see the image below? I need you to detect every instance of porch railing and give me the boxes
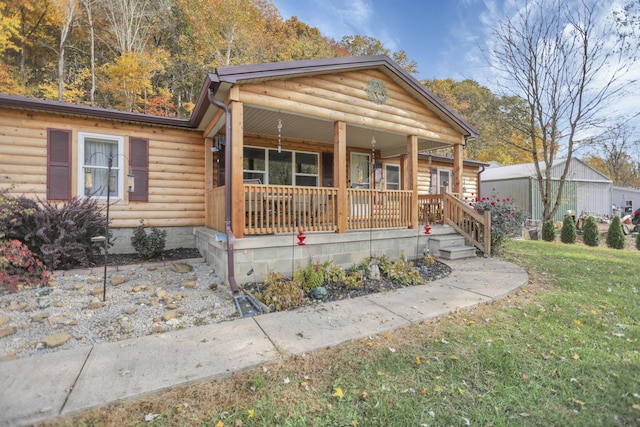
[347,188,412,230]
[205,187,226,231]
[443,193,491,255]
[244,184,338,234]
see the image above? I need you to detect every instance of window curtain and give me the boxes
[84,139,118,197]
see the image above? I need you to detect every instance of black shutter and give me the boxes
[129,137,149,201]
[47,128,71,200]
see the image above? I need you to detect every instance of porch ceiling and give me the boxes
[243,106,451,157]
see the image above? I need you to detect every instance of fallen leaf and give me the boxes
[572,353,580,360]
[215,421,224,427]
[247,409,254,419]
[415,355,422,365]
[333,387,344,399]
[632,404,640,411]
[434,385,444,393]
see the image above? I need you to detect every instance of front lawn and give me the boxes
[51,240,640,427]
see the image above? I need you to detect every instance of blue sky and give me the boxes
[272,0,640,134]
[272,0,500,82]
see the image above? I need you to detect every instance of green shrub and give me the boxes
[561,215,577,244]
[259,272,304,311]
[542,220,556,242]
[0,239,51,293]
[470,194,526,255]
[606,216,626,249]
[1,195,107,270]
[131,220,167,259]
[636,231,640,250]
[376,255,422,286]
[582,216,600,247]
[294,259,325,293]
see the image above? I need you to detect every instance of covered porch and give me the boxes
[192,56,489,283]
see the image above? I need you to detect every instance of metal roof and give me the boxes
[481,158,612,182]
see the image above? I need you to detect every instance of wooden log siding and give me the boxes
[239,70,462,145]
[0,108,205,229]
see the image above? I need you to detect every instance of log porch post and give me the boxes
[407,135,418,229]
[230,99,244,238]
[453,140,463,195]
[334,121,347,233]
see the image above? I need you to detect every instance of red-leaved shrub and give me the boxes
[0,239,51,293]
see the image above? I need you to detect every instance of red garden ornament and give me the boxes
[424,223,431,235]
[297,229,306,245]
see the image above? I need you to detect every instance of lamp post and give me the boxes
[84,152,134,301]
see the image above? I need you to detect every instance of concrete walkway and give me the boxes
[0,257,528,427]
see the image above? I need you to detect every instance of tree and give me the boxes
[561,215,577,244]
[542,219,556,241]
[53,0,78,101]
[489,0,634,222]
[339,34,418,74]
[422,78,533,164]
[606,216,626,249]
[582,215,600,246]
[584,124,640,187]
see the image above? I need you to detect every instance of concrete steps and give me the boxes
[426,229,477,260]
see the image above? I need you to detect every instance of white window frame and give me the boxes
[384,163,401,190]
[438,168,452,194]
[77,132,125,199]
[243,146,319,186]
[350,152,370,188]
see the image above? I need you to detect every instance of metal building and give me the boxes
[612,186,640,217]
[480,158,613,222]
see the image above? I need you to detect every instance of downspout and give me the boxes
[208,87,240,294]
[477,165,486,199]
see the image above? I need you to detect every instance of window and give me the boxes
[438,169,452,194]
[243,147,319,186]
[385,164,401,190]
[78,132,125,199]
[350,152,370,188]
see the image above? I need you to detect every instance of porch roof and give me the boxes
[192,55,479,149]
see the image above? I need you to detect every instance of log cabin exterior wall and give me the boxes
[239,70,463,145]
[0,107,205,229]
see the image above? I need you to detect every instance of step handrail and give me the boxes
[443,193,491,255]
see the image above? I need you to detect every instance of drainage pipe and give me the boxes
[208,87,240,294]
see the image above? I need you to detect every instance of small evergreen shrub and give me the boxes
[582,216,600,247]
[376,255,422,286]
[1,195,108,270]
[561,215,577,244]
[606,216,626,249]
[131,220,167,259]
[0,239,51,293]
[636,231,640,251]
[542,220,556,242]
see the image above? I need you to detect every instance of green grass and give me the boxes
[62,240,640,427]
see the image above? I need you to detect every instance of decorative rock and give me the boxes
[209,283,218,291]
[87,301,103,309]
[170,262,193,274]
[9,301,28,311]
[0,315,10,328]
[36,287,54,296]
[162,311,177,321]
[125,306,137,315]
[42,332,72,348]
[181,280,198,289]
[91,288,103,297]
[155,289,167,298]
[72,285,84,291]
[62,319,78,326]
[149,299,158,307]
[132,285,146,292]
[31,313,50,323]
[368,263,381,280]
[166,303,178,310]
[110,276,127,286]
[0,327,17,338]
[152,326,165,334]
[37,297,51,309]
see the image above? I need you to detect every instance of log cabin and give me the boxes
[0,55,490,285]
